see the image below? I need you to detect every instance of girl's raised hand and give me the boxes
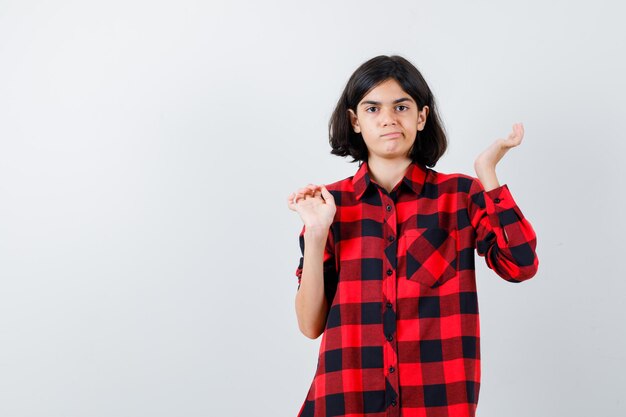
[287,184,336,232]
[474,122,524,172]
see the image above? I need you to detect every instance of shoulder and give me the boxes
[427,167,477,193]
[320,176,355,211]
[323,176,353,192]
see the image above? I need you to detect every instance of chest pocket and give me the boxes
[402,228,458,288]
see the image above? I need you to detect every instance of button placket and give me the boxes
[382,193,400,415]
[379,189,400,417]
[383,197,396,342]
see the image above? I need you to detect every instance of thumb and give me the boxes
[320,185,334,204]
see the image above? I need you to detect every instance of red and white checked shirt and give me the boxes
[293,160,539,417]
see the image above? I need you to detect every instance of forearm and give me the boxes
[475,164,500,192]
[295,228,331,339]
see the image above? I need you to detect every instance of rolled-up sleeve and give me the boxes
[467,179,539,282]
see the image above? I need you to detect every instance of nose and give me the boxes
[380,106,397,126]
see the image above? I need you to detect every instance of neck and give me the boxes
[366,156,412,194]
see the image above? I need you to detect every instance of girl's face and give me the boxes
[348,78,428,162]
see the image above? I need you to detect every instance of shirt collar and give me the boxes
[352,159,428,201]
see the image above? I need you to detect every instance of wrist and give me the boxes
[304,225,330,241]
[474,164,500,192]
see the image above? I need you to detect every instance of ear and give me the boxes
[418,105,429,131]
[347,109,361,133]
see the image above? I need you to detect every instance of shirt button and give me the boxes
[388,235,394,242]
[494,198,501,203]
[386,205,392,211]
[386,269,393,276]
[389,366,395,373]
[391,399,397,406]
[386,334,393,341]
[386,302,393,309]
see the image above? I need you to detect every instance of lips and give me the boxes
[382,132,402,137]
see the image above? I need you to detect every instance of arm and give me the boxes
[467,178,539,282]
[294,224,337,339]
[469,122,539,281]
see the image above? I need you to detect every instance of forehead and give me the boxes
[359,78,414,105]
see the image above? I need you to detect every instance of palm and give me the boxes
[475,123,524,169]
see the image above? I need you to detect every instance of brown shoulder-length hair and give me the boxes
[329,55,448,168]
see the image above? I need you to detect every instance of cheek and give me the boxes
[361,136,375,148]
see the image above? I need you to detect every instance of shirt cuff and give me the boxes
[483,184,525,244]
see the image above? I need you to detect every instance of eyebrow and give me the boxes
[360,97,414,107]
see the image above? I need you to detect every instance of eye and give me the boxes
[365,105,409,113]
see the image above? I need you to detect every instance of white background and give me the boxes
[1,1,625,416]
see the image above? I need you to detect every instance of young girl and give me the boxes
[286,55,539,417]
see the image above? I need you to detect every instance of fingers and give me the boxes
[304,184,321,195]
[504,123,523,148]
[291,189,314,206]
[296,185,319,196]
[294,190,315,203]
[513,122,524,138]
[298,184,322,198]
[287,184,325,209]
[511,123,523,144]
[287,193,297,211]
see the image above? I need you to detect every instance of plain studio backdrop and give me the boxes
[0,1,624,416]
